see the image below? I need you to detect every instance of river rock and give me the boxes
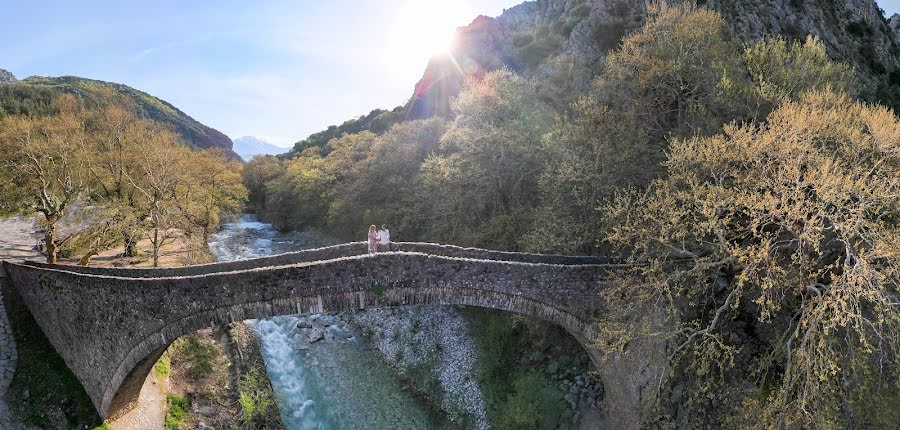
[307,327,325,343]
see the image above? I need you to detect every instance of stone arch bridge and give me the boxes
[2,242,651,421]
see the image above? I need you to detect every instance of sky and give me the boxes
[0,0,521,147]
[2,0,899,147]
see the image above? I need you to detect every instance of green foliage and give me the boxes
[164,394,190,430]
[248,118,445,237]
[237,367,279,428]
[232,3,899,428]
[171,334,218,381]
[496,372,567,430]
[155,353,172,384]
[0,84,55,118]
[288,107,406,154]
[529,4,858,254]
[92,423,111,430]
[875,69,900,112]
[520,38,561,69]
[742,35,857,118]
[464,308,588,429]
[422,70,553,249]
[512,33,534,48]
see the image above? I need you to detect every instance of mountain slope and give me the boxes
[0,73,234,153]
[289,0,899,155]
[233,136,287,161]
[408,0,900,117]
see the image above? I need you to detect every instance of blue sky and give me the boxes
[2,1,899,146]
[0,0,521,146]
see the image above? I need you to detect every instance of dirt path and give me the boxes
[108,374,166,430]
[0,217,42,261]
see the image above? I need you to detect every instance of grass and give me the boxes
[170,334,217,381]
[154,353,172,385]
[164,394,190,430]
[2,284,101,427]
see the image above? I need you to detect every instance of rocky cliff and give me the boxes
[0,68,15,83]
[891,13,900,43]
[409,0,900,117]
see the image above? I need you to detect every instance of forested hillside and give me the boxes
[283,0,900,159]
[247,3,899,428]
[0,71,235,153]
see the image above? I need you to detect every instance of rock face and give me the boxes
[0,69,15,83]
[891,13,900,44]
[409,0,900,117]
[706,0,899,89]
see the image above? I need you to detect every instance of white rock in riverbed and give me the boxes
[351,306,489,430]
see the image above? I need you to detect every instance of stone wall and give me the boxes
[3,249,616,419]
[19,242,611,277]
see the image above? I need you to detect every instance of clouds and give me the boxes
[128,40,199,63]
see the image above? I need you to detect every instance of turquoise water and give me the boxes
[209,216,447,429]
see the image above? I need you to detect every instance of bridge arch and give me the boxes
[106,289,601,418]
[3,244,614,418]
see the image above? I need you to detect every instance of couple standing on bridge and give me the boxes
[367,224,392,253]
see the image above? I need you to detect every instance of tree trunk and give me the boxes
[78,253,94,266]
[79,238,100,266]
[152,227,160,267]
[45,222,57,264]
[124,231,138,257]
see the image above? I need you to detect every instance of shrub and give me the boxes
[497,372,567,430]
[238,367,277,427]
[164,395,189,430]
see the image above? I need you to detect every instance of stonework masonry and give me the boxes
[2,242,649,423]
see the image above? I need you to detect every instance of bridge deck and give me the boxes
[17,242,612,277]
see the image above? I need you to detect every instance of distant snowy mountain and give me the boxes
[233,136,287,161]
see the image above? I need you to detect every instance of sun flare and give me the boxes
[387,1,473,73]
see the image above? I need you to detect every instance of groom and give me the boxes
[377,224,391,252]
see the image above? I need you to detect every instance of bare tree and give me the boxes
[0,95,90,263]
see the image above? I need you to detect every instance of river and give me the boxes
[208,216,450,430]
